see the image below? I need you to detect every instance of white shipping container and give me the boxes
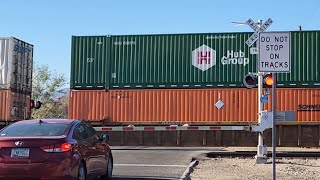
[0,37,33,94]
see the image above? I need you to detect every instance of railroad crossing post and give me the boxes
[256,77,268,163]
[256,20,268,164]
[239,18,273,164]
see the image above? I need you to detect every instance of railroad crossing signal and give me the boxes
[243,73,274,89]
[263,74,273,88]
[30,100,42,109]
[243,73,258,89]
[245,18,273,47]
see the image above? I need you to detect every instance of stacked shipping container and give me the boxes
[69,31,320,125]
[0,37,33,121]
[69,89,320,124]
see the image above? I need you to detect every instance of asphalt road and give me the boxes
[110,147,220,180]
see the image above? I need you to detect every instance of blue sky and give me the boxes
[1,0,320,87]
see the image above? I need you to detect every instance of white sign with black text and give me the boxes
[250,47,258,54]
[259,32,291,72]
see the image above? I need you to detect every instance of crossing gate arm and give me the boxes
[94,125,250,132]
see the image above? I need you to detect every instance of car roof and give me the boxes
[13,119,79,125]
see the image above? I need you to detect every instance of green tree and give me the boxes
[31,64,68,119]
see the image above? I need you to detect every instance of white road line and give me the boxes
[114,164,187,168]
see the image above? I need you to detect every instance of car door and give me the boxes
[83,123,108,175]
[72,123,97,175]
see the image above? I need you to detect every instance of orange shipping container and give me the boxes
[68,88,320,125]
[265,88,320,123]
[68,90,111,121]
[0,90,31,121]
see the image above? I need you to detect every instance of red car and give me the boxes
[0,119,113,180]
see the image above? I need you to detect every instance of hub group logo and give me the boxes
[192,45,250,71]
[192,45,216,71]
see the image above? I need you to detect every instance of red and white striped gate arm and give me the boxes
[94,125,247,131]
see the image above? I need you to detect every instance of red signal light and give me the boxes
[30,100,35,108]
[263,74,273,88]
[30,100,42,109]
[265,76,273,86]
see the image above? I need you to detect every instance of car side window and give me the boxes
[73,124,88,140]
[82,122,101,142]
[84,123,96,137]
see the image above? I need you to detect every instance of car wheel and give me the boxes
[78,162,87,180]
[101,154,113,180]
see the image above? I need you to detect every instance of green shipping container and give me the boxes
[70,36,110,89]
[70,31,320,89]
[110,32,255,89]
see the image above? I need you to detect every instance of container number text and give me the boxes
[87,58,94,63]
[114,41,136,46]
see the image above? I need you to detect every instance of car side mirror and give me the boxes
[101,134,110,142]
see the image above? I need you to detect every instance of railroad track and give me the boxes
[206,151,320,158]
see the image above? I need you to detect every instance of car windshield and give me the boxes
[0,123,70,137]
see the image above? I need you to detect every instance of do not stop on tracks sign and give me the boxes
[259,32,291,72]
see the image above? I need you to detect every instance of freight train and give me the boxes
[69,30,320,125]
